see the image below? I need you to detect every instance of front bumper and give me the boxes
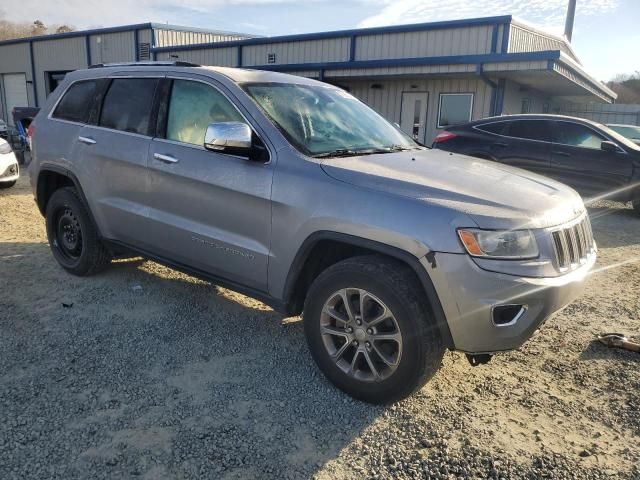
[0,155,19,182]
[423,251,595,353]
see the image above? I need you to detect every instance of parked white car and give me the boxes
[0,138,19,189]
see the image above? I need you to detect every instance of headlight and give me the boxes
[0,142,11,154]
[458,229,539,259]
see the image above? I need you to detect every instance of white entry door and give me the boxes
[400,92,429,143]
[2,73,29,126]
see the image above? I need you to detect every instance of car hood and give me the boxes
[320,149,585,230]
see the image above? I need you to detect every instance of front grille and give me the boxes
[551,216,594,270]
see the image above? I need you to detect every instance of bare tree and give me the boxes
[0,16,75,41]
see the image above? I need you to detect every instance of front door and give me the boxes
[400,92,428,143]
[549,120,633,200]
[146,77,274,291]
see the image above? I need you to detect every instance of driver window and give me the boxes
[554,122,605,150]
[166,79,244,146]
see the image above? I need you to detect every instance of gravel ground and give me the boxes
[1,175,639,480]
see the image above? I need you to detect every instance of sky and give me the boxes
[2,0,638,81]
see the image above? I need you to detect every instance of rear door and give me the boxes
[146,76,274,291]
[76,76,159,247]
[486,119,552,174]
[549,120,633,199]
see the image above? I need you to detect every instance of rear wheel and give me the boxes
[304,255,445,404]
[45,187,111,275]
[633,199,640,216]
[0,180,16,189]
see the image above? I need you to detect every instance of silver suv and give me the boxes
[29,63,596,403]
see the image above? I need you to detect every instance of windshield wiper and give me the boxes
[313,145,421,158]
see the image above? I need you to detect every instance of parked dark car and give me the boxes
[607,123,640,146]
[433,114,640,214]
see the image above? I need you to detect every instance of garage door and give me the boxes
[2,73,29,126]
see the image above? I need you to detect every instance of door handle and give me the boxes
[78,136,96,145]
[553,151,571,157]
[153,153,179,164]
[492,142,508,148]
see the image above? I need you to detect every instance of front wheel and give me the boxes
[303,255,445,404]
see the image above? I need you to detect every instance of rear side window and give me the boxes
[52,80,97,123]
[99,78,158,135]
[506,120,551,142]
[166,79,244,146]
[553,122,605,150]
[476,121,508,135]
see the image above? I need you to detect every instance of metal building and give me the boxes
[0,15,616,143]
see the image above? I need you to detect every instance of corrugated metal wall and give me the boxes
[355,25,494,60]
[242,38,350,66]
[508,24,577,61]
[156,46,238,66]
[89,31,135,64]
[33,37,87,104]
[557,103,640,126]
[500,79,550,115]
[341,77,493,143]
[153,29,248,48]
[0,43,34,120]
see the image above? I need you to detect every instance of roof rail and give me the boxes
[89,61,200,69]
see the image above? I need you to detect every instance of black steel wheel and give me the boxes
[45,187,111,276]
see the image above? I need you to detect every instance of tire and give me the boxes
[303,255,445,404]
[45,187,111,276]
[0,180,16,189]
[633,199,640,216]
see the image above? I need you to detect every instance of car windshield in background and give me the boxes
[607,124,640,144]
[598,123,640,151]
[243,83,420,157]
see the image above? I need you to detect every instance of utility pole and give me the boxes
[564,0,577,42]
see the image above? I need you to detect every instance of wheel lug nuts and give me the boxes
[345,327,353,333]
[366,328,373,335]
[352,340,359,346]
[365,341,371,350]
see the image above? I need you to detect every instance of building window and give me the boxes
[46,71,72,96]
[437,93,473,128]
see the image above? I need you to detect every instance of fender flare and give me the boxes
[283,231,454,348]
[36,164,102,236]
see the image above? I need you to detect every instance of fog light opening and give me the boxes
[492,304,527,327]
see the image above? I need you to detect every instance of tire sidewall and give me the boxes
[304,265,441,403]
[46,188,92,274]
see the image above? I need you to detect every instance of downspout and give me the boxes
[476,64,499,116]
[29,41,38,107]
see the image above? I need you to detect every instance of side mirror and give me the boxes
[601,140,621,153]
[204,122,252,156]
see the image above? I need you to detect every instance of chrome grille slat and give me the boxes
[551,216,594,271]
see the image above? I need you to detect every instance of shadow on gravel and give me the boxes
[579,340,640,363]
[1,242,382,479]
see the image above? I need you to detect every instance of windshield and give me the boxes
[243,82,420,157]
[597,123,640,151]
[608,124,640,142]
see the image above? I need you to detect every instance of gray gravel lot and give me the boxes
[1,176,639,479]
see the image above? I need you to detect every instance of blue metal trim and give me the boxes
[237,45,243,67]
[28,41,38,107]
[547,59,555,70]
[0,23,155,47]
[151,15,513,53]
[349,35,357,61]
[490,24,499,53]
[85,35,92,66]
[134,29,139,61]
[151,29,157,61]
[495,78,506,115]
[246,51,562,73]
[501,23,510,53]
[319,69,325,81]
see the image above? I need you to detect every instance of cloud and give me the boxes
[358,0,619,32]
[0,0,307,29]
